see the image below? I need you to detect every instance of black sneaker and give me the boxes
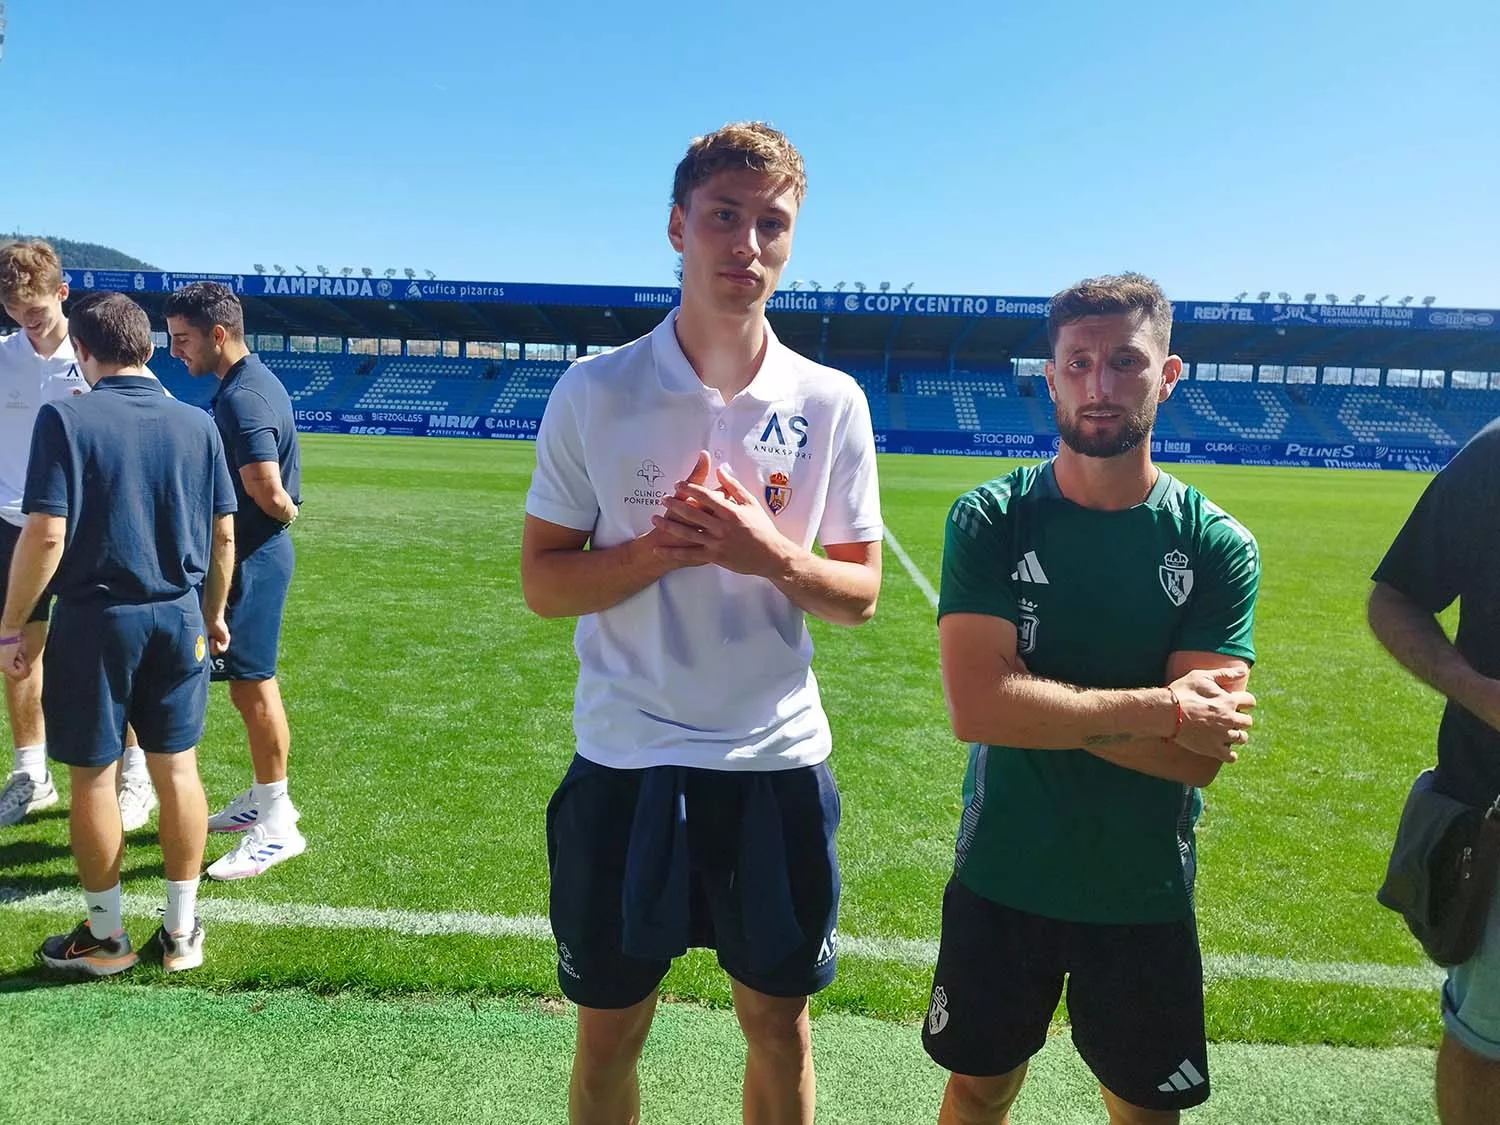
[146,919,205,973]
[38,919,138,976]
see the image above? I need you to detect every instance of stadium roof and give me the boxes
[9,267,1499,371]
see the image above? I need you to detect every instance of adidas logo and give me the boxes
[1009,550,1049,584]
[1156,1058,1206,1094]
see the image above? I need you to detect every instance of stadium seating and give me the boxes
[146,351,1500,451]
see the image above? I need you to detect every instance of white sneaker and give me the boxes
[0,771,59,827]
[206,788,260,833]
[117,775,158,832]
[206,820,307,881]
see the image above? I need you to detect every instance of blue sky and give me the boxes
[4,0,1496,306]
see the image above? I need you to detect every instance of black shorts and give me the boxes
[0,520,52,624]
[922,878,1210,1113]
[212,532,293,682]
[546,754,841,1009]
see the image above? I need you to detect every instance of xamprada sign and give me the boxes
[56,269,1500,331]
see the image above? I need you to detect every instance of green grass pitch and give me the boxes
[0,436,1455,1121]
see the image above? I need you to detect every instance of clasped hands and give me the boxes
[649,450,790,576]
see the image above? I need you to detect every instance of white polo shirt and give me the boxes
[0,330,89,527]
[526,310,883,771]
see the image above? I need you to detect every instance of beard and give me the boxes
[1055,400,1157,458]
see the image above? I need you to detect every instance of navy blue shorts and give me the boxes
[212,531,293,682]
[0,520,52,624]
[546,755,842,1009]
[43,590,210,767]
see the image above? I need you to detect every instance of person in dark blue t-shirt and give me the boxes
[165,281,306,881]
[0,292,236,975]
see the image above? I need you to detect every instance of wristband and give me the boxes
[0,634,21,646]
[1166,687,1184,741]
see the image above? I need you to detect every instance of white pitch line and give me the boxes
[883,526,939,609]
[0,885,1442,991]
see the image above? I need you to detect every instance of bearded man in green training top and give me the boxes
[922,273,1261,1125]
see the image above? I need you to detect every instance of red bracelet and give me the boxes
[1167,687,1184,741]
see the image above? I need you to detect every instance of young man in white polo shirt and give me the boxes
[0,240,157,831]
[522,122,883,1125]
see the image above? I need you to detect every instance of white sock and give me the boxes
[84,884,123,939]
[164,878,199,936]
[252,779,292,830]
[15,744,46,782]
[121,745,149,783]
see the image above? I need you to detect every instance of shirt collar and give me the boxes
[648,309,796,403]
[94,374,165,394]
[1038,460,1176,509]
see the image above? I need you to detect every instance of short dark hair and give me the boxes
[68,293,153,368]
[1047,273,1173,356]
[163,280,244,338]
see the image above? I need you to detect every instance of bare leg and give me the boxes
[936,1065,1028,1125]
[569,995,658,1125]
[228,677,290,784]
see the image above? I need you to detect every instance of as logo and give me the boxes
[1160,549,1194,607]
[759,413,809,449]
[1017,598,1039,655]
[637,459,663,487]
[927,985,950,1035]
[764,471,792,515]
[815,927,837,965]
[194,635,206,662]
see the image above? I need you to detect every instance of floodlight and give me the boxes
[789,280,802,291]
[1257,291,1271,302]
[404,268,415,279]
[1375,295,1389,305]
[1421,296,1436,306]
[425,270,436,280]
[1399,296,1413,306]
[316,265,329,275]
[1234,291,1248,301]
[902,283,914,293]
[1325,293,1338,304]
[809,281,821,291]
[253,263,265,273]
[833,282,846,291]
[1277,292,1290,303]
[1352,294,1365,305]
[384,268,396,279]
[296,265,307,275]
[854,282,866,293]
[361,267,373,278]
[879,281,890,293]
[1303,292,1317,304]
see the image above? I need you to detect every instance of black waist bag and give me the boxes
[1377,769,1500,967]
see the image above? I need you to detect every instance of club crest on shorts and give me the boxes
[1159,549,1194,607]
[764,470,792,516]
[927,985,950,1035]
[194,635,206,662]
[1017,598,1039,655]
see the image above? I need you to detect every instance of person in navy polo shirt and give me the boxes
[165,281,305,881]
[522,123,883,1125]
[1,292,236,975]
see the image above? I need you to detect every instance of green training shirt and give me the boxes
[940,460,1259,924]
